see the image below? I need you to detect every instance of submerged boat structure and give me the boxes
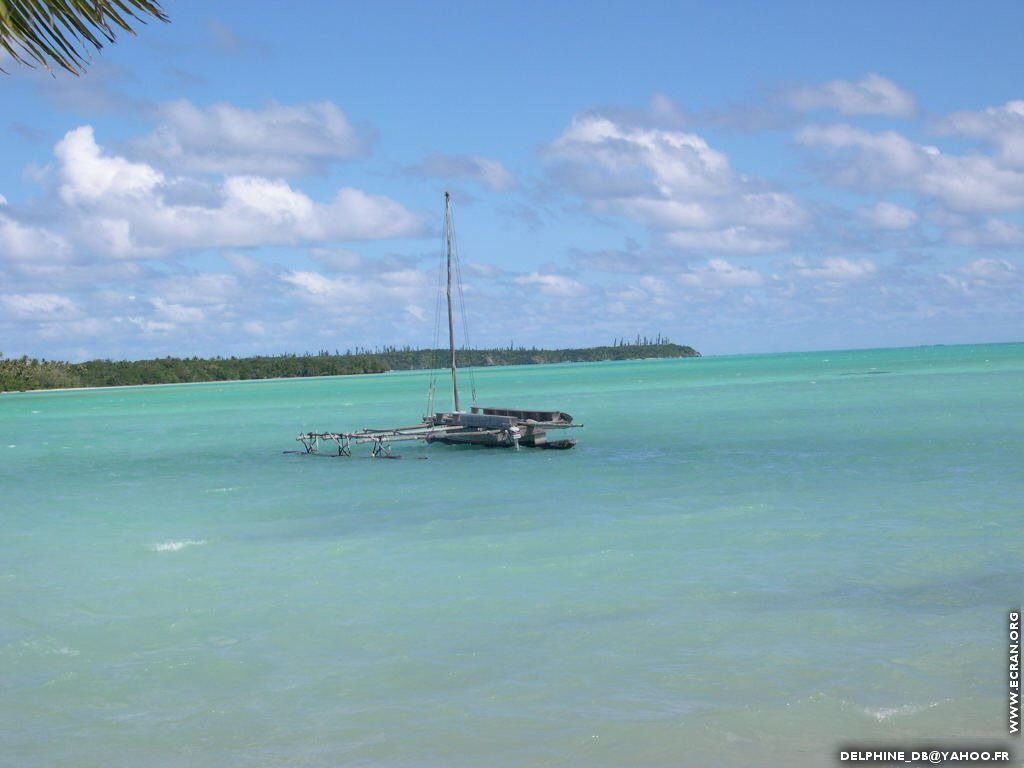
[297,192,581,458]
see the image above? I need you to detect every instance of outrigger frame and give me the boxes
[297,422,520,458]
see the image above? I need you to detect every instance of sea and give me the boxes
[2,343,1022,768]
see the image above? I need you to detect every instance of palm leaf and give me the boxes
[0,0,168,75]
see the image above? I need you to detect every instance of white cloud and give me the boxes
[404,304,428,322]
[514,272,587,297]
[221,251,276,279]
[940,258,1022,293]
[676,259,763,288]
[225,176,315,221]
[547,112,806,254]
[551,115,732,198]
[788,256,878,282]
[1,293,77,319]
[949,217,1024,247]
[786,73,917,118]
[959,258,1020,282]
[52,125,424,257]
[131,100,369,176]
[153,273,239,306]
[151,298,206,324]
[938,100,1024,168]
[0,213,72,261]
[858,202,918,230]
[411,153,517,191]
[56,126,163,205]
[797,123,1024,213]
[281,268,429,305]
[666,227,787,254]
[462,262,507,279]
[125,316,175,334]
[797,124,932,183]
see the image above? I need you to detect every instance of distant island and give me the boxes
[0,338,699,392]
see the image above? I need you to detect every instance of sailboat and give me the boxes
[296,192,580,458]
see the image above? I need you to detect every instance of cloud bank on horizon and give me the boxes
[1,4,1022,360]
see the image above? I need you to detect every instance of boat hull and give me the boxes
[424,425,576,449]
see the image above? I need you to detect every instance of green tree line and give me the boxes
[1,341,699,392]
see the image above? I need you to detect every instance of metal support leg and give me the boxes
[371,438,393,458]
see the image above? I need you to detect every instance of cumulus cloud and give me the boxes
[958,257,1020,282]
[857,202,918,230]
[53,126,423,257]
[57,126,164,206]
[787,256,878,282]
[150,298,206,324]
[937,100,1024,168]
[949,218,1024,247]
[410,153,517,191]
[940,258,1022,293]
[0,212,72,261]
[131,100,368,176]
[797,123,1024,213]
[676,258,763,288]
[666,227,788,254]
[1,293,77,319]
[513,272,587,297]
[547,112,806,254]
[282,267,430,305]
[785,73,917,118]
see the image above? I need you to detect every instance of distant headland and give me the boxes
[0,338,699,392]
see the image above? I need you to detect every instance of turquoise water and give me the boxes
[2,344,1022,767]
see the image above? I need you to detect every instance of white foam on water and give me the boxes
[152,539,207,553]
[863,700,946,722]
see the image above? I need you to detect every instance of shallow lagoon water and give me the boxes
[2,344,1022,766]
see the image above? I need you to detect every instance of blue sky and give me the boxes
[1,0,1022,360]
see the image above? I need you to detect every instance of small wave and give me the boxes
[152,539,207,553]
[863,700,945,722]
[204,487,238,494]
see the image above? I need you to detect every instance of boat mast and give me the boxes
[445,191,461,412]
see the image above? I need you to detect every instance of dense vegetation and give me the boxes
[0,339,699,392]
[375,341,698,370]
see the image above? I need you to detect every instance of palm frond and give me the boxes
[0,0,168,75]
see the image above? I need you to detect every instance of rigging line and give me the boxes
[426,201,447,418]
[449,203,478,406]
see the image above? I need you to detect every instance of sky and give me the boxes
[1,0,1023,361]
